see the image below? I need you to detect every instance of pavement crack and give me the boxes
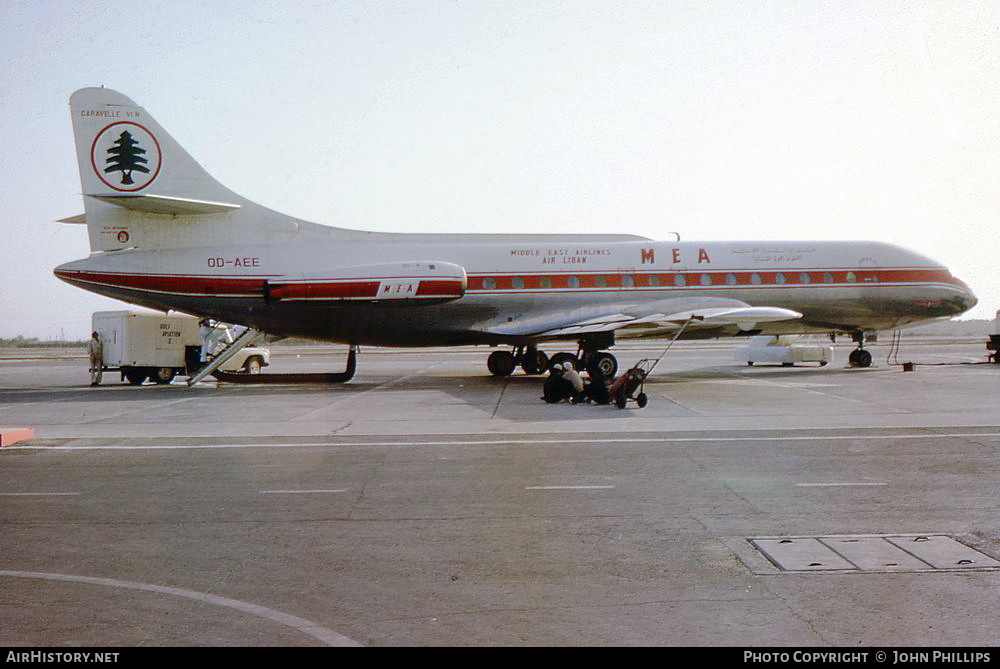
[490,379,510,419]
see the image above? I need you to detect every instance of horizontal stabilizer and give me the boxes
[88,194,241,216]
[57,213,87,224]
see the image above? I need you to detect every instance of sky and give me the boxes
[2,0,999,339]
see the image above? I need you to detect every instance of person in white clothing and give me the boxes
[198,318,214,363]
[87,331,103,386]
[562,362,585,402]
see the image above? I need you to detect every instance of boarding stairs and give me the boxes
[186,327,263,386]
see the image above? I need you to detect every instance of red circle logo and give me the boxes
[90,122,162,192]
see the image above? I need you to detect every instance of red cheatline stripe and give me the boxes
[268,281,381,300]
[55,270,265,296]
[415,280,465,297]
[56,270,467,301]
[466,268,962,291]
[55,267,964,297]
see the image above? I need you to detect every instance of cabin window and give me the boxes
[750,273,762,285]
[674,274,686,287]
[621,275,634,288]
[775,272,786,285]
[482,277,496,290]
[594,276,608,288]
[539,276,552,289]
[725,273,737,286]
[700,274,712,286]
[567,276,580,289]
[846,271,857,283]
[511,277,525,289]
[647,275,660,287]
[823,272,834,283]
[799,272,811,284]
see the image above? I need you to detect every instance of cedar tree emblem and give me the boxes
[104,130,150,185]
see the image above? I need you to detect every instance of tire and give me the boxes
[243,356,263,375]
[849,349,873,368]
[124,368,147,385]
[549,352,579,372]
[152,367,176,384]
[636,392,648,408]
[521,350,549,375]
[587,352,618,379]
[615,394,628,409]
[487,350,516,376]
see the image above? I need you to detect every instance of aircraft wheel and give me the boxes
[587,352,618,378]
[487,350,516,376]
[152,367,176,384]
[521,349,549,375]
[549,352,579,371]
[636,392,648,408]
[849,349,872,368]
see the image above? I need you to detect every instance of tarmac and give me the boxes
[0,337,998,646]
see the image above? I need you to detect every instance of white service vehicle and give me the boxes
[735,335,833,367]
[93,310,269,384]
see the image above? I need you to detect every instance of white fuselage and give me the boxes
[57,87,978,351]
[56,236,976,346]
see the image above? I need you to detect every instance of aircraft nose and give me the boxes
[950,275,978,314]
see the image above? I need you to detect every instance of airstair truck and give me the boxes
[92,311,268,384]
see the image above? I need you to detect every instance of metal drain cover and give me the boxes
[749,534,1000,573]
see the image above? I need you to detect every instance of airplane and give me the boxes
[55,87,977,380]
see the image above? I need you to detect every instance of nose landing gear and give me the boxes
[848,348,873,368]
[848,332,873,368]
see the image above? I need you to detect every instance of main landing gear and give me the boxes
[487,345,619,378]
[848,332,873,368]
[487,346,549,377]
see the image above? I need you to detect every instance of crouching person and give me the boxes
[542,363,574,403]
[562,362,586,403]
[583,368,612,405]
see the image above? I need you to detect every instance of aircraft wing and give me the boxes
[486,297,802,340]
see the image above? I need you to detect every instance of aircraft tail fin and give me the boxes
[69,87,282,252]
